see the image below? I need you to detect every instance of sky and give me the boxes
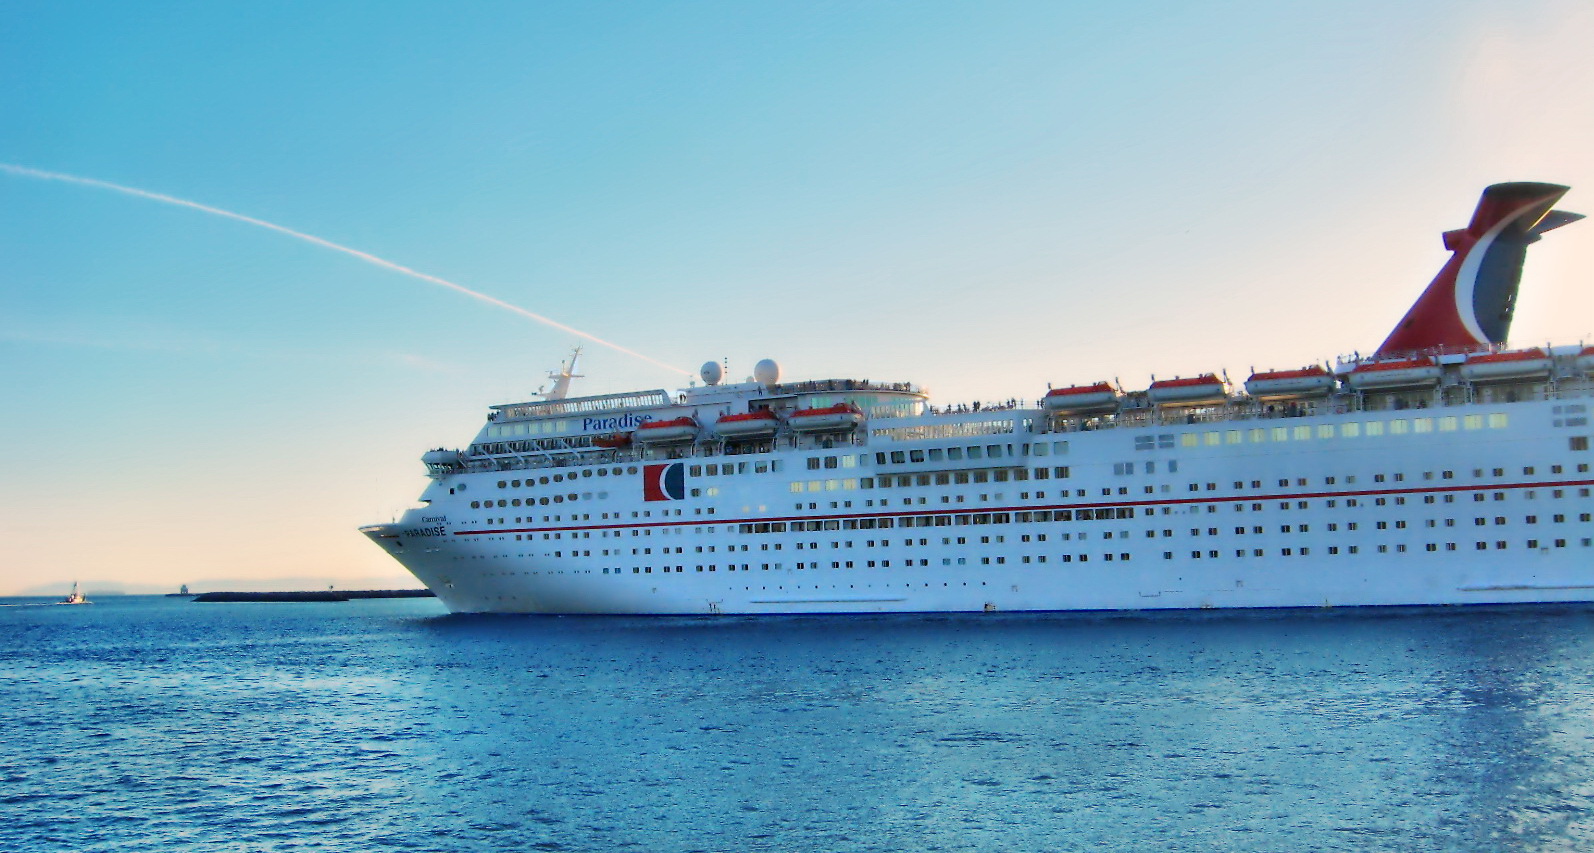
[3,1,1593,595]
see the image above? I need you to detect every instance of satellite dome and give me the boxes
[753,359,781,385]
[700,361,724,386]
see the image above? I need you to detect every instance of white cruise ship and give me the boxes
[362,182,1594,615]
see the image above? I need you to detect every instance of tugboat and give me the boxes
[60,582,89,605]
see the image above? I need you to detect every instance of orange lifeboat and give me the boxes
[1460,348,1551,383]
[634,416,699,443]
[1244,366,1334,400]
[788,403,864,432]
[592,432,632,449]
[1042,382,1119,415]
[1346,357,1442,391]
[1147,374,1227,406]
[715,409,779,438]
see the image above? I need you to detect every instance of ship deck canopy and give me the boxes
[492,389,671,421]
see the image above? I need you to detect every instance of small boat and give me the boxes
[787,403,864,432]
[1042,382,1120,415]
[61,582,89,605]
[592,432,633,449]
[1245,366,1334,400]
[634,416,699,443]
[1346,357,1442,391]
[1459,348,1552,383]
[714,409,779,438]
[1147,374,1227,406]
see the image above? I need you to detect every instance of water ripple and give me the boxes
[5,598,1594,851]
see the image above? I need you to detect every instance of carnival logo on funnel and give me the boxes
[1376,182,1581,356]
[643,462,686,502]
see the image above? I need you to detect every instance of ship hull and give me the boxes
[361,540,1594,616]
[364,394,1594,615]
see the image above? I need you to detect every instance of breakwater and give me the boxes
[189,589,435,602]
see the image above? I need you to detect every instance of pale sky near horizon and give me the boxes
[3,1,1593,595]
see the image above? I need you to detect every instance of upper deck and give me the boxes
[428,345,1594,478]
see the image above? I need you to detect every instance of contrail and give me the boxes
[0,162,692,376]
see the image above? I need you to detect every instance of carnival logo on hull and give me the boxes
[643,462,686,501]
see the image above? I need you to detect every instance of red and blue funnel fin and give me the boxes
[1375,182,1581,357]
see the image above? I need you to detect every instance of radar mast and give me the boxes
[542,346,584,401]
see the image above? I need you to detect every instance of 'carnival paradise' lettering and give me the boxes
[583,413,655,432]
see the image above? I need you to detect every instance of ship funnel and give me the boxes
[1376,182,1579,356]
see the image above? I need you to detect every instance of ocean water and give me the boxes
[3,597,1593,852]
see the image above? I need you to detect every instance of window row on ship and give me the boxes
[463,455,1590,515]
[461,491,1594,557]
[466,523,1594,577]
[1132,412,1514,447]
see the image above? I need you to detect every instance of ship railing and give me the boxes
[1331,341,1528,371]
[1039,380,1594,435]
[491,389,672,421]
[925,401,1032,416]
[773,379,920,396]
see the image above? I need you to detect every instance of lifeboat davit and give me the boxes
[1147,374,1227,406]
[592,432,632,449]
[1245,366,1334,400]
[634,416,699,443]
[715,409,779,438]
[1042,382,1120,415]
[1346,357,1442,391]
[1460,348,1551,383]
[788,403,864,432]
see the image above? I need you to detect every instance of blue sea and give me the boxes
[3,596,1594,852]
